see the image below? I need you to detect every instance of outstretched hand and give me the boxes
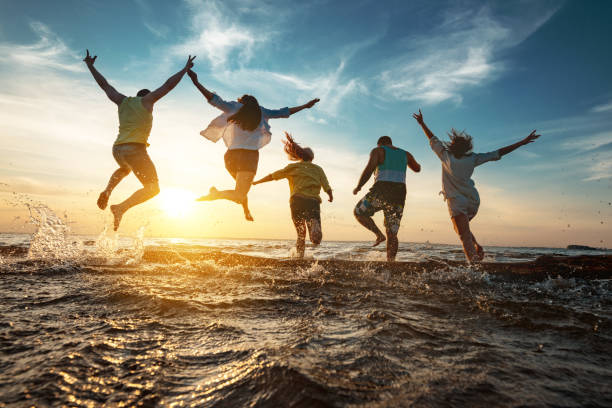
[305,98,320,109]
[184,55,196,71]
[83,49,97,66]
[412,109,424,124]
[352,187,360,195]
[523,130,540,144]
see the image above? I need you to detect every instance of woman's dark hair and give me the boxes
[446,128,473,158]
[283,132,314,162]
[228,94,262,131]
[137,89,151,97]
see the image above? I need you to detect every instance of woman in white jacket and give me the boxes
[187,70,319,221]
[413,109,540,263]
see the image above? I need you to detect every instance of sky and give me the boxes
[0,0,610,247]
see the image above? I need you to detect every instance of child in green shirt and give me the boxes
[253,133,333,258]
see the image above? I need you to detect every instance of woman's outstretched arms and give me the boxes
[412,109,435,140]
[83,49,125,105]
[498,130,540,157]
[187,69,214,101]
[288,98,320,115]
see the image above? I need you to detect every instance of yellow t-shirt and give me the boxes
[114,97,153,146]
[270,162,331,202]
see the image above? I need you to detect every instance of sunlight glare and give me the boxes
[157,187,198,218]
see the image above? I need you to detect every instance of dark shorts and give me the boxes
[354,181,406,234]
[112,143,158,185]
[224,149,259,179]
[290,195,321,223]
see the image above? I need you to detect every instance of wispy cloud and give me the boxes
[0,22,84,73]
[169,0,267,67]
[592,101,612,113]
[377,4,559,105]
[134,0,170,38]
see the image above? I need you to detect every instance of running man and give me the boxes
[253,133,333,258]
[84,50,195,230]
[353,136,421,261]
[412,109,540,263]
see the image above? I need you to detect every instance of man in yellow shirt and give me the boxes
[253,133,333,258]
[83,50,195,230]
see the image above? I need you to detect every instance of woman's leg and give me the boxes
[293,218,307,258]
[451,214,477,263]
[197,171,255,221]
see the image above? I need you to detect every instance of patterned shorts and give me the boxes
[354,189,405,234]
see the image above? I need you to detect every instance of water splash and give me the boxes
[27,203,82,260]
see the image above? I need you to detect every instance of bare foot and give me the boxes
[97,191,110,210]
[243,209,254,222]
[475,243,485,261]
[110,205,125,231]
[373,234,386,247]
[196,186,219,202]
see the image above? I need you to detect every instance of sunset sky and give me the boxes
[0,0,610,247]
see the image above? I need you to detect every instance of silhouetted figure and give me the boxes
[413,109,540,263]
[187,69,319,221]
[353,136,421,261]
[84,49,196,230]
[253,133,333,258]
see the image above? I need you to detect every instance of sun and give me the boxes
[157,187,198,218]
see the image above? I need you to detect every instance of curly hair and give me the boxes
[446,128,473,158]
[283,132,314,162]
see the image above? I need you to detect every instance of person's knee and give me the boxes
[145,183,160,197]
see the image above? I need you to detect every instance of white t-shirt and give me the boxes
[429,135,500,202]
[200,94,290,150]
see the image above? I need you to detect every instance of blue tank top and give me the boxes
[375,146,407,184]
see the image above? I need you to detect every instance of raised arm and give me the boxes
[412,109,435,140]
[406,151,421,173]
[353,148,383,195]
[141,55,196,109]
[498,130,540,157]
[187,69,214,101]
[288,98,320,115]
[83,49,125,105]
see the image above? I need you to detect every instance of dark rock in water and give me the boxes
[567,244,604,251]
[141,248,612,282]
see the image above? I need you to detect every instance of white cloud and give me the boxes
[560,131,612,152]
[169,0,266,67]
[377,4,559,105]
[0,22,84,73]
[592,101,612,113]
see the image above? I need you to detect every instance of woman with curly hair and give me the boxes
[253,133,333,258]
[413,109,540,263]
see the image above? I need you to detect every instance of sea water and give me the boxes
[0,208,611,406]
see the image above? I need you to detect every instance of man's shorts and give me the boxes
[290,195,321,223]
[113,143,158,185]
[354,181,406,234]
[446,195,479,220]
[224,149,259,179]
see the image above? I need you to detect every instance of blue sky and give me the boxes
[0,0,610,247]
